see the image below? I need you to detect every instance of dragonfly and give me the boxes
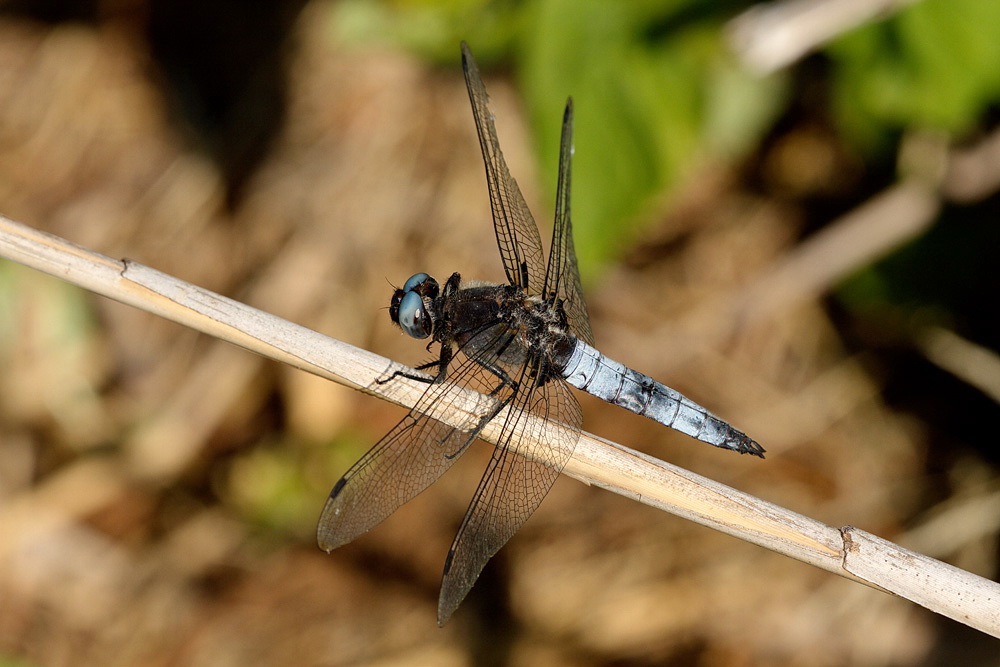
[317,42,764,626]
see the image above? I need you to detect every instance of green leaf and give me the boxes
[520,0,783,274]
[829,0,1000,150]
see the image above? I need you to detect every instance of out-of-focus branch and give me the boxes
[917,327,1000,406]
[631,126,1000,384]
[943,127,1000,203]
[728,0,923,74]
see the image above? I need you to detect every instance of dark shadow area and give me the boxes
[1,0,309,209]
[146,0,309,209]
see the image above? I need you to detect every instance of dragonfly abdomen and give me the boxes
[559,340,764,457]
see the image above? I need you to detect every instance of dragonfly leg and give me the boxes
[443,354,519,460]
[376,345,454,385]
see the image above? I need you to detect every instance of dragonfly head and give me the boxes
[390,272,440,339]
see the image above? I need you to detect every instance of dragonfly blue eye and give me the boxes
[398,289,430,339]
[402,272,431,293]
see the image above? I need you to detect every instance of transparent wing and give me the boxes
[543,98,594,345]
[317,327,521,552]
[461,41,546,295]
[437,363,582,625]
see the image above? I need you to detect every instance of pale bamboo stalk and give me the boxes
[2,212,999,637]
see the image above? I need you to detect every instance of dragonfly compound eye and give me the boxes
[402,272,431,293]
[398,290,432,339]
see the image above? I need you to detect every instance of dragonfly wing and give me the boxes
[318,327,520,551]
[318,383,473,551]
[543,98,594,345]
[461,42,546,295]
[437,365,582,625]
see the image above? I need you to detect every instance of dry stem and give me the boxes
[2,212,999,636]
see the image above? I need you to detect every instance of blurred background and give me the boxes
[1,0,999,664]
